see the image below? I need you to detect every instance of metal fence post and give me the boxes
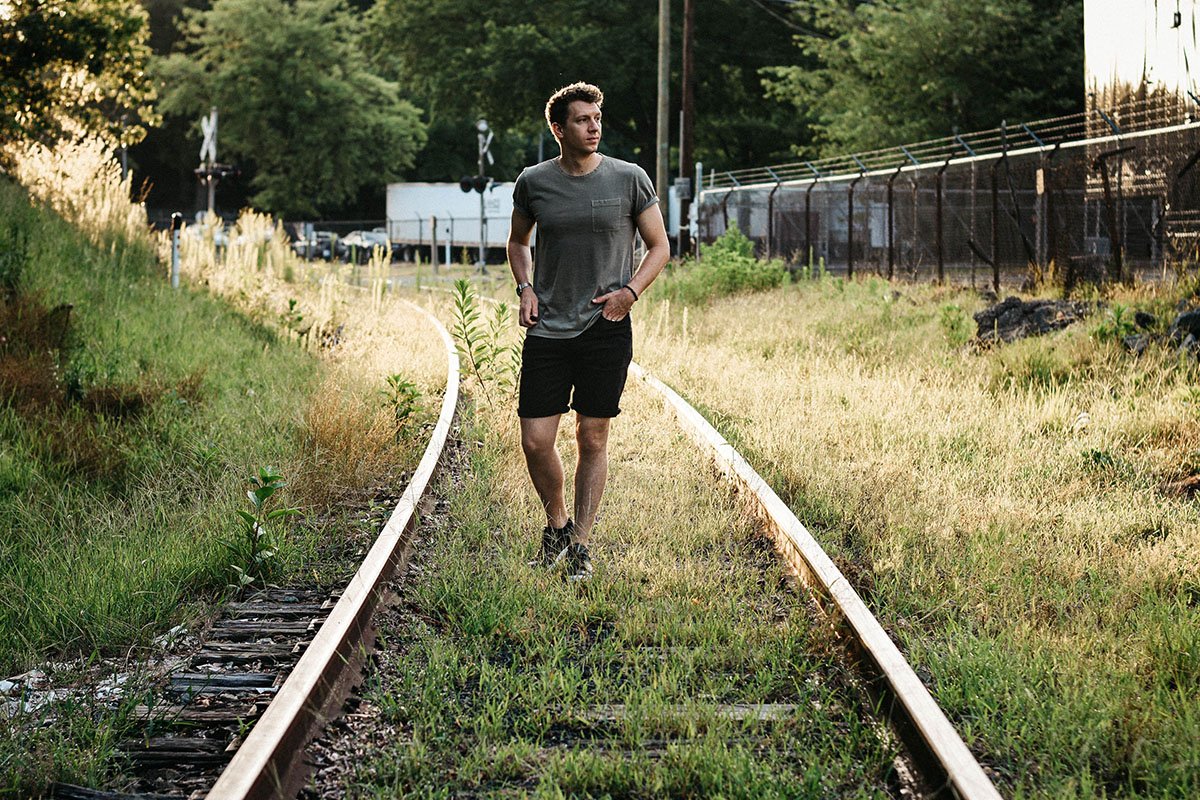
[431,215,439,273]
[886,167,902,280]
[990,159,1001,293]
[766,180,782,259]
[935,159,951,285]
[805,181,817,271]
[848,173,864,279]
[170,212,182,289]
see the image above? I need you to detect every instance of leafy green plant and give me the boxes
[939,303,972,347]
[280,298,305,335]
[227,466,299,593]
[381,373,421,436]
[659,225,788,305]
[450,279,518,408]
[1093,302,1137,342]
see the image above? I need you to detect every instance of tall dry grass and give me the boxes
[4,134,149,247]
[633,275,1200,797]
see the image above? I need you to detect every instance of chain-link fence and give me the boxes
[697,104,1200,290]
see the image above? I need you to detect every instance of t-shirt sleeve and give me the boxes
[512,170,533,220]
[632,166,659,216]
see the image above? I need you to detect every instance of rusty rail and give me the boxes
[630,362,1002,800]
[206,299,459,800]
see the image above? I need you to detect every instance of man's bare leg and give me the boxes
[572,414,611,545]
[520,415,569,529]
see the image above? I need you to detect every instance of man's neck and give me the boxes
[557,150,602,176]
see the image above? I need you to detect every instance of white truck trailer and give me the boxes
[385,181,516,264]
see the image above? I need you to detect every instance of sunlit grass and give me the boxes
[337,390,899,797]
[635,274,1200,797]
[0,136,448,792]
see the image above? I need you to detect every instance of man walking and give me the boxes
[507,82,670,581]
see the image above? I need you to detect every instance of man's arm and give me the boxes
[507,210,538,328]
[593,204,671,321]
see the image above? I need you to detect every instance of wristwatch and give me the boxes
[516,281,532,297]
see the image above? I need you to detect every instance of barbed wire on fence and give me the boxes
[698,98,1200,290]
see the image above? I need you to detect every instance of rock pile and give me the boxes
[974,296,1092,344]
[1123,306,1200,358]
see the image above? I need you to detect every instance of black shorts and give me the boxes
[518,316,633,419]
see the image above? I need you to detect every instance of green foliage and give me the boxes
[762,0,1083,156]
[660,225,788,305]
[380,373,421,436]
[0,0,158,147]
[226,466,298,593]
[939,303,972,347]
[364,0,800,180]
[154,0,426,217]
[0,176,321,674]
[450,279,518,408]
[1093,302,1137,342]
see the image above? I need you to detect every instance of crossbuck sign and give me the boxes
[199,108,218,164]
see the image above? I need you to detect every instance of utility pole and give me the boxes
[680,0,695,255]
[656,0,670,217]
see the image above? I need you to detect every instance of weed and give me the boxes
[450,279,518,408]
[381,373,421,436]
[280,298,305,336]
[658,225,788,305]
[1093,302,1138,342]
[939,303,972,347]
[226,466,299,594]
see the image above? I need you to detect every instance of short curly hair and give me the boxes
[545,82,604,130]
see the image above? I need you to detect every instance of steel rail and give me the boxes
[206,298,460,800]
[630,362,1002,800]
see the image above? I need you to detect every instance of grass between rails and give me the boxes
[0,164,446,792]
[635,273,1200,798]
[331,364,900,797]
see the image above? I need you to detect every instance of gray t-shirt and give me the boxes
[513,155,658,338]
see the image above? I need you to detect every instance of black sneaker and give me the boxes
[562,541,593,583]
[528,519,573,568]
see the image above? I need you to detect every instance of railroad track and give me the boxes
[51,294,1000,800]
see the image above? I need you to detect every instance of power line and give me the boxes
[747,0,833,39]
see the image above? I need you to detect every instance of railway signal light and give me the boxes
[459,175,489,193]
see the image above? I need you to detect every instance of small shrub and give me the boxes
[939,303,972,347]
[1093,303,1137,342]
[381,373,421,436]
[450,279,518,408]
[659,225,787,305]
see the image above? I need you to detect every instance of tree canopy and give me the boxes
[4,0,1087,218]
[154,0,425,217]
[0,0,157,146]
[363,0,803,181]
[762,0,1084,156]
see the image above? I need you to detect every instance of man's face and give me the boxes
[556,100,602,154]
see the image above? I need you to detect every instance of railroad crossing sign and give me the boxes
[199,107,218,164]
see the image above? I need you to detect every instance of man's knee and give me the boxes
[521,419,558,459]
[575,418,610,458]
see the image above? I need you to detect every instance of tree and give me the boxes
[155,0,426,218]
[363,0,802,180]
[0,0,157,147]
[762,0,1084,156]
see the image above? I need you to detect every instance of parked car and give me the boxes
[292,231,335,260]
[338,229,392,263]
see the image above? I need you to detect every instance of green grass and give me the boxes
[333,391,898,797]
[637,271,1200,798]
[0,177,324,789]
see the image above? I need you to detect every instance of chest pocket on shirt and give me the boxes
[591,198,623,232]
